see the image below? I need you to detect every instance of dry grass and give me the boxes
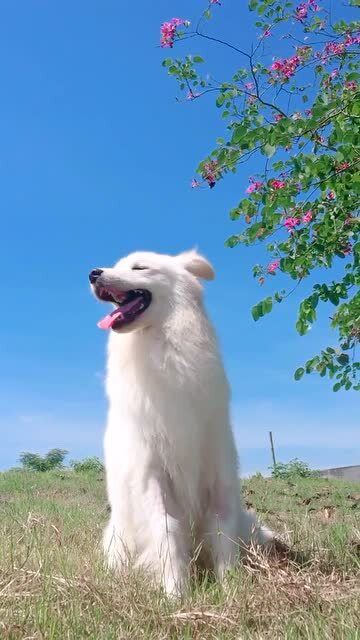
[0,470,359,639]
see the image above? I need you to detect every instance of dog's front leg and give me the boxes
[203,484,241,579]
[138,473,190,597]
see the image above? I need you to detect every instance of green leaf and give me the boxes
[225,235,240,248]
[229,207,241,220]
[294,367,305,381]
[328,292,339,305]
[264,143,276,158]
[336,353,349,365]
[252,303,262,321]
[193,56,204,63]
[333,382,342,392]
[262,296,273,314]
[296,318,308,336]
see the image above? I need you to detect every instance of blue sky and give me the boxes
[0,1,358,475]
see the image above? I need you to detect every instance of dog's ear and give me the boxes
[177,250,215,281]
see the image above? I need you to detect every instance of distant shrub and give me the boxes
[19,448,68,472]
[70,456,104,473]
[271,458,313,480]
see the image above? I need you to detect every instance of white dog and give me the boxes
[89,250,273,596]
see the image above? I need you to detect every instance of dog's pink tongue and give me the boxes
[97,308,123,330]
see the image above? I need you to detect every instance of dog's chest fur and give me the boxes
[104,311,229,510]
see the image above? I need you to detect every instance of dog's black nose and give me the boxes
[89,268,103,284]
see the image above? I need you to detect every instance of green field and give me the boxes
[1,470,359,639]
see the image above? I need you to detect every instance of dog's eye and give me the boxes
[132,265,148,270]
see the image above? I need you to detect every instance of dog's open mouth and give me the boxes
[95,286,152,330]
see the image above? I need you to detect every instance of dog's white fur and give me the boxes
[95,250,273,596]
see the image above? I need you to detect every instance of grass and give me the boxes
[0,470,359,639]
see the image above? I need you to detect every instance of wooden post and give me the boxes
[269,431,276,468]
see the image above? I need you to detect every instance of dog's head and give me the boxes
[89,250,215,333]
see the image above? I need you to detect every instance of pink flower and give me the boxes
[187,90,199,100]
[342,243,352,255]
[262,29,271,38]
[302,210,313,223]
[336,162,350,173]
[284,216,301,230]
[160,18,189,48]
[274,113,284,122]
[245,82,255,90]
[323,41,346,58]
[345,81,357,91]
[330,68,339,79]
[327,190,336,200]
[267,260,280,274]
[295,3,309,20]
[246,178,263,194]
[210,0,221,4]
[191,178,200,188]
[305,108,313,117]
[295,1,320,21]
[345,33,360,47]
[203,160,219,188]
[269,55,300,81]
[271,179,286,190]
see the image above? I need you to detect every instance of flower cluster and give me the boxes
[160,18,189,48]
[246,177,263,194]
[342,243,353,256]
[284,216,301,230]
[345,81,357,91]
[295,0,320,22]
[202,160,219,188]
[345,32,360,47]
[302,210,313,224]
[267,260,280,274]
[270,55,300,81]
[336,162,350,173]
[187,90,200,100]
[271,179,286,190]
[284,210,313,230]
[324,68,339,87]
[323,41,346,58]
